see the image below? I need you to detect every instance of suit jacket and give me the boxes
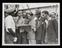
[35,17,46,40]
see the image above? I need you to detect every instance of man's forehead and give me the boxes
[42,12,47,14]
[41,13,46,15]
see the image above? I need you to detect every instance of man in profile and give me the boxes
[5,12,16,44]
[4,4,18,44]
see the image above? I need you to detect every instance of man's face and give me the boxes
[23,12,26,16]
[41,13,47,18]
[17,11,23,16]
[35,14,40,19]
[51,13,56,19]
[27,14,31,19]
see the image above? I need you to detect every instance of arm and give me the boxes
[8,28,18,42]
[8,28,16,37]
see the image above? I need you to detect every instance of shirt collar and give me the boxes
[48,17,51,20]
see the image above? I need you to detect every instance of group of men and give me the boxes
[4,9,58,44]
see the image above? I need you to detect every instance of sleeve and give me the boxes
[5,16,13,31]
[29,18,36,31]
[8,28,15,37]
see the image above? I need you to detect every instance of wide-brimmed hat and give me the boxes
[4,5,16,13]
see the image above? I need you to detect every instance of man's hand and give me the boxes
[32,28,36,32]
[13,37,17,42]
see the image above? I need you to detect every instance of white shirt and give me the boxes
[45,17,52,28]
[5,15,15,33]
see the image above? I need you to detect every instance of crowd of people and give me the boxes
[4,8,58,44]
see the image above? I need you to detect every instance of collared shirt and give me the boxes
[5,15,15,33]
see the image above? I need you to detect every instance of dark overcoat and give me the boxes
[35,17,46,40]
[47,19,58,42]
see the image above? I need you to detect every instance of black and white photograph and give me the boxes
[2,3,60,46]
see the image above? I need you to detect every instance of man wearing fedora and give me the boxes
[4,5,17,44]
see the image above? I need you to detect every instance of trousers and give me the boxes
[16,28,28,44]
[5,32,14,44]
[29,40,36,44]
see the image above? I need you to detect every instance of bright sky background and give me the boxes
[18,3,59,9]
[3,3,60,9]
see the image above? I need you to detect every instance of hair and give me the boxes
[27,12,33,16]
[30,13,33,16]
[5,10,16,17]
[35,9,41,15]
[51,12,57,15]
[15,10,23,16]
[4,11,9,17]
[42,10,49,15]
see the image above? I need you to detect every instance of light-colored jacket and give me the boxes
[27,16,37,40]
[5,15,15,33]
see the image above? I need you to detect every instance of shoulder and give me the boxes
[6,15,12,19]
[5,15,13,21]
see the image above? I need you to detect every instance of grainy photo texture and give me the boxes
[2,3,60,46]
